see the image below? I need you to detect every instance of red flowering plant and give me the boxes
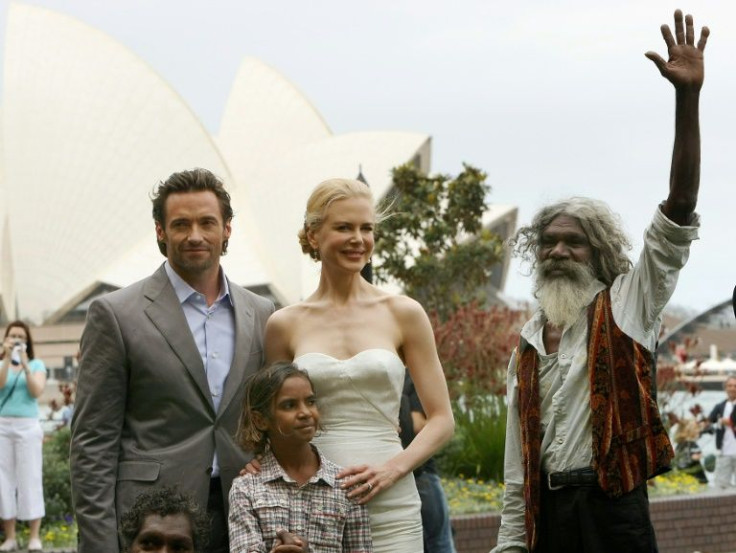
[656,335,703,430]
[431,303,525,406]
[430,303,526,481]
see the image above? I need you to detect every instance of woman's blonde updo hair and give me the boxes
[298,178,379,261]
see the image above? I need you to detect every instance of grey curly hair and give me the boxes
[298,178,387,261]
[508,197,633,286]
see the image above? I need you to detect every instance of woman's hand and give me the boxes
[337,463,403,504]
[239,456,262,476]
[2,337,14,356]
[18,345,29,368]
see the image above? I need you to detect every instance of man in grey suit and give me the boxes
[70,168,274,553]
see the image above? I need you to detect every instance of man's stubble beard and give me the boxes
[535,259,597,329]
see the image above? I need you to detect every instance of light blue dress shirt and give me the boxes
[164,261,235,477]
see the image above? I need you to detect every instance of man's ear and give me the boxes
[155,221,165,242]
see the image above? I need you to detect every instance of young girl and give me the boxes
[228,362,373,553]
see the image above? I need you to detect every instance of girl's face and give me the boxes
[309,197,375,273]
[264,376,320,445]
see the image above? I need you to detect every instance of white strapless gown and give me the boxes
[295,349,423,553]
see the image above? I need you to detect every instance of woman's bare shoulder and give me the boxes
[380,292,424,312]
[266,302,309,329]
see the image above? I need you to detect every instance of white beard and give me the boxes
[535,260,597,329]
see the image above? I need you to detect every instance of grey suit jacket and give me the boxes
[70,264,274,553]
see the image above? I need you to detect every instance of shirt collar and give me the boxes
[163,261,232,306]
[260,447,336,488]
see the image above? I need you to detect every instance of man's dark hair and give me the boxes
[151,168,234,256]
[119,487,209,553]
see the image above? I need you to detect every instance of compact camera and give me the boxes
[10,340,26,365]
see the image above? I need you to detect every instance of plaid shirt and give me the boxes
[229,447,373,553]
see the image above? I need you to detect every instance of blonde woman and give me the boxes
[264,178,454,552]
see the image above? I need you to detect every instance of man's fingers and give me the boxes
[644,52,667,75]
[673,9,685,44]
[697,27,710,52]
[685,14,694,45]
[660,24,675,49]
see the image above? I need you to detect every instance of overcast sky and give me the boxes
[0,1,732,313]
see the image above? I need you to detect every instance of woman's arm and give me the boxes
[341,296,454,503]
[23,357,47,398]
[0,337,13,388]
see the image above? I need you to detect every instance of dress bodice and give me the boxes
[295,348,405,440]
[294,348,422,552]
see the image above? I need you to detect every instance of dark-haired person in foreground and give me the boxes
[493,10,708,553]
[71,168,274,553]
[119,487,209,553]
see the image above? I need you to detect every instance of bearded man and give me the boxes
[493,9,709,553]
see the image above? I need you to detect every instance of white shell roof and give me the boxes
[0,5,431,322]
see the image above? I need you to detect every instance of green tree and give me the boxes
[373,163,504,320]
[373,163,523,481]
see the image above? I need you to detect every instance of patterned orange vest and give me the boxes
[516,289,673,551]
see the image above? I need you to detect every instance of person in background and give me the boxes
[58,383,74,429]
[0,321,47,553]
[399,373,456,553]
[673,419,708,484]
[705,375,736,488]
[119,487,209,553]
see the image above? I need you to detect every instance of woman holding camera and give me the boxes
[0,321,46,552]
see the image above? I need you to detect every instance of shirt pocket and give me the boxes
[252,494,290,544]
[309,501,348,551]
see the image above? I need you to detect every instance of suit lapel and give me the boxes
[143,265,215,414]
[218,282,256,417]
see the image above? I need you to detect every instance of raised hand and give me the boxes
[645,9,709,90]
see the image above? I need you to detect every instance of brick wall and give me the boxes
[451,491,736,553]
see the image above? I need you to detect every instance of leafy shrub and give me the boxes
[431,303,522,482]
[43,427,73,520]
[436,395,507,482]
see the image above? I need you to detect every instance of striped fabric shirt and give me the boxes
[229,447,373,553]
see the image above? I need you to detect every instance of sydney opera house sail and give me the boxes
[0,4,436,323]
